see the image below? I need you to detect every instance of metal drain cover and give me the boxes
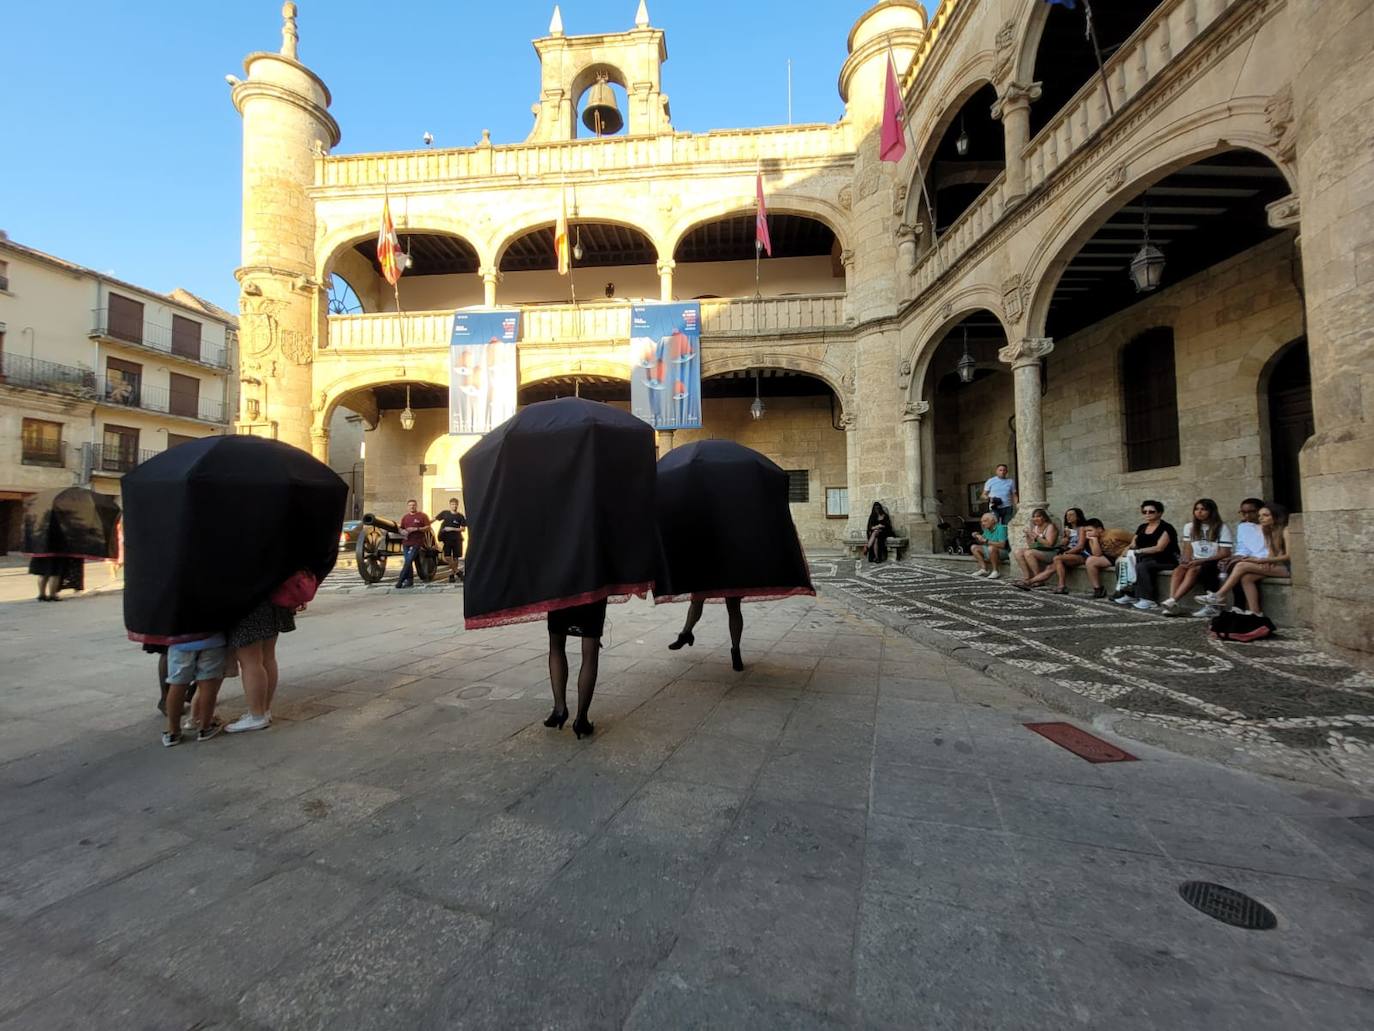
[1178,881,1277,929]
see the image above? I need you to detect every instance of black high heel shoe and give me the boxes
[543,708,569,729]
[730,647,744,672]
[668,631,694,651]
[572,717,595,739]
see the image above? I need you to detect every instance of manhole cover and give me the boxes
[1023,722,1137,763]
[1178,882,1277,929]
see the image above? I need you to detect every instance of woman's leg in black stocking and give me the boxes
[548,632,569,715]
[682,597,705,635]
[575,635,600,724]
[726,597,743,650]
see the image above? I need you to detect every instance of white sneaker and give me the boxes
[1161,597,1178,610]
[225,712,271,734]
[972,570,989,578]
[1195,605,1221,618]
[986,570,1000,580]
[1113,595,1135,606]
[1133,599,1158,611]
[1197,592,1223,606]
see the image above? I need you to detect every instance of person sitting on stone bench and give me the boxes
[970,512,1008,579]
[1010,508,1060,587]
[1112,500,1180,611]
[1082,519,1135,599]
[1198,503,1290,618]
[1016,507,1087,593]
[1161,498,1233,617]
[865,501,894,563]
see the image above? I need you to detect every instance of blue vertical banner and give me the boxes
[629,302,701,430]
[449,310,521,435]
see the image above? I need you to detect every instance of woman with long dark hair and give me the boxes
[1015,507,1086,591]
[1161,498,1233,616]
[866,502,894,563]
[1199,503,1290,617]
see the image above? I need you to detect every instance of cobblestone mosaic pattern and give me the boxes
[811,559,1374,789]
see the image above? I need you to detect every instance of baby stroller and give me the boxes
[940,517,975,555]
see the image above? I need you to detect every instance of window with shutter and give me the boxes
[171,315,202,361]
[1121,327,1181,472]
[107,294,144,344]
[169,373,200,419]
[785,469,810,503]
[102,424,139,472]
[21,419,64,466]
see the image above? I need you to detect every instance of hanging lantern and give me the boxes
[956,327,977,384]
[750,370,765,420]
[399,384,415,431]
[573,228,584,262]
[1129,195,1166,293]
[955,114,970,157]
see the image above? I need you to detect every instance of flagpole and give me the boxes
[384,173,407,350]
[1082,0,1116,117]
[886,43,943,275]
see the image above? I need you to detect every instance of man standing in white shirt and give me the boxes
[981,464,1019,526]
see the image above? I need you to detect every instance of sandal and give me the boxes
[1050,586,1068,595]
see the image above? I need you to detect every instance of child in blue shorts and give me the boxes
[163,633,227,746]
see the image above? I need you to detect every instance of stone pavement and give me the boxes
[813,557,1374,794]
[1,586,1373,1029]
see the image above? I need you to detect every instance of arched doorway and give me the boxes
[1264,338,1313,513]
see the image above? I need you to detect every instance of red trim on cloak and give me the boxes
[128,630,219,646]
[25,553,106,560]
[464,581,654,630]
[653,585,816,604]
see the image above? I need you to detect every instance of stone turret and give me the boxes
[838,0,925,133]
[230,2,340,454]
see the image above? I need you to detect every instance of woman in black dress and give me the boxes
[545,599,607,739]
[866,502,894,563]
[30,555,83,601]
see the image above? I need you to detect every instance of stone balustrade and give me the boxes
[324,294,850,351]
[316,123,851,189]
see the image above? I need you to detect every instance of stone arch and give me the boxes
[517,357,632,388]
[902,288,1013,403]
[1021,117,1296,339]
[492,215,662,270]
[1011,0,1053,86]
[313,363,449,437]
[318,219,490,284]
[903,63,999,228]
[699,350,851,419]
[666,195,850,259]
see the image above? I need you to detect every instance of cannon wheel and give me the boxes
[356,528,388,583]
[416,547,439,583]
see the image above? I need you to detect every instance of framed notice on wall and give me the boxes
[449,310,520,435]
[826,487,849,519]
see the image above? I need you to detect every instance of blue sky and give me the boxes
[1,1,926,312]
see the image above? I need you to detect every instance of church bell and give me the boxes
[582,74,623,135]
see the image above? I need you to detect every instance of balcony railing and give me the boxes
[100,375,226,423]
[318,123,852,189]
[85,443,160,475]
[0,351,97,397]
[325,294,851,351]
[909,0,1248,296]
[90,308,228,367]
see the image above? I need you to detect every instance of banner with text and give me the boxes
[449,310,521,435]
[629,302,701,431]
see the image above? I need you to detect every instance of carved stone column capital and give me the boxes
[999,337,1054,369]
[991,81,1042,120]
[901,400,930,423]
[656,259,676,275]
[838,410,858,431]
[479,265,503,285]
[1267,195,1300,230]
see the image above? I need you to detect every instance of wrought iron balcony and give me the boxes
[85,443,161,475]
[0,351,97,397]
[90,307,228,367]
[100,374,227,423]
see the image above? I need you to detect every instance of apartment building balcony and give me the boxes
[89,307,229,369]
[98,375,227,424]
[0,352,97,398]
[84,443,161,476]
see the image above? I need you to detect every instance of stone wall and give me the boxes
[932,371,1016,520]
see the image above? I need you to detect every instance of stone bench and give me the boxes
[845,535,910,562]
[908,553,1299,626]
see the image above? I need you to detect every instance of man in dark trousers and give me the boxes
[434,497,467,583]
[396,498,429,588]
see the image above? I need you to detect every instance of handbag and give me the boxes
[1116,549,1138,589]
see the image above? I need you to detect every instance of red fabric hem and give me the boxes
[127,630,219,646]
[464,581,654,630]
[25,552,107,560]
[653,585,815,605]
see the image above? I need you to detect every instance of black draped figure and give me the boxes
[654,440,814,671]
[866,502,894,563]
[461,398,659,738]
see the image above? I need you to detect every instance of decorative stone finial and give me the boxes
[549,5,564,35]
[281,2,299,59]
[635,0,649,28]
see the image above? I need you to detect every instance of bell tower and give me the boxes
[527,2,672,141]
[230,2,340,453]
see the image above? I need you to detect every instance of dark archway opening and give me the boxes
[674,214,841,298]
[1265,339,1313,513]
[353,233,479,277]
[501,223,656,273]
[924,83,1004,236]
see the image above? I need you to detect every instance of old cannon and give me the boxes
[356,512,439,584]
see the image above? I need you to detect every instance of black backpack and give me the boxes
[1208,610,1277,642]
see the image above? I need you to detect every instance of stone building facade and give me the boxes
[0,235,237,551]
[230,0,1374,657]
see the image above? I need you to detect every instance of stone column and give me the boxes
[1000,337,1053,526]
[991,81,1041,205]
[310,426,329,463]
[1292,0,1374,656]
[480,266,502,307]
[657,259,675,301]
[841,411,861,542]
[901,400,933,552]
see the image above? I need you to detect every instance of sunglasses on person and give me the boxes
[1141,508,1159,515]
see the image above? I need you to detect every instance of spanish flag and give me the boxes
[377,196,405,286]
[555,188,571,276]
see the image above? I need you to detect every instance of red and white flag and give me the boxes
[880,52,908,164]
[377,196,405,286]
[755,168,772,257]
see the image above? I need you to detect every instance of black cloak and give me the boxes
[461,397,658,629]
[22,487,120,559]
[121,435,347,644]
[654,439,814,602]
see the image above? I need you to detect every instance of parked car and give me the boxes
[339,519,362,551]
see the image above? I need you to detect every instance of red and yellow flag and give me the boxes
[555,189,570,276]
[377,196,405,286]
